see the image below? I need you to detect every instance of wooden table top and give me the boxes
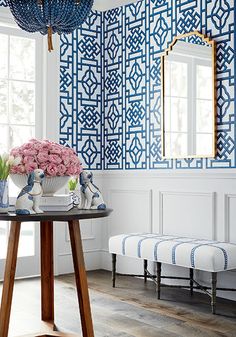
[0,207,112,222]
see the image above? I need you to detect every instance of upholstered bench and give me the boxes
[109,233,236,314]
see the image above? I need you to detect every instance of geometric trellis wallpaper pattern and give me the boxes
[1,0,235,170]
[61,0,235,170]
[60,11,103,170]
[103,0,235,170]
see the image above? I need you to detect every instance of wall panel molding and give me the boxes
[159,191,216,240]
[224,194,236,243]
[59,248,102,257]
[65,220,95,242]
[107,188,153,235]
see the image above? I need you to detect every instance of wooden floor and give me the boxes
[0,270,236,337]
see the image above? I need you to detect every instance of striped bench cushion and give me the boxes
[109,233,236,272]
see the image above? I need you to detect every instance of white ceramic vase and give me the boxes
[10,174,70,196]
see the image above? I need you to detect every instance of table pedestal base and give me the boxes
[0,219,94,337]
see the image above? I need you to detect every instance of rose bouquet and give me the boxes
[10,139,82,177]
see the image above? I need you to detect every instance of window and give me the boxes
[0,8,59,278]
[0,29,37,153]
[0,23,43,260]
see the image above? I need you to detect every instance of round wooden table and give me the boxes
[0,208,112,337]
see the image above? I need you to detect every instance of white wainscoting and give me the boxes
[159,191,216,239]
[224,194,236,243]
[98,169,236,301]
[55,170,236,300]
[108,189,152,235]
[54,175,104,274]
[55,218,104,274]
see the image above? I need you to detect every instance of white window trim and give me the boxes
[0,6,60,143]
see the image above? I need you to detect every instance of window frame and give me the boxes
[0,6,60,279]
[0,6,60,143]
[0,24,43,145]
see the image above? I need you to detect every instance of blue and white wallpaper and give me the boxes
[1,0,235,170]
[61,0,235,170]
[104,0,235,170]
[60,11,104,170]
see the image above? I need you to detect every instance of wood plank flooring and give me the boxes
[0,270,235,337]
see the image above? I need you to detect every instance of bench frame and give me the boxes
[111,254,236,314]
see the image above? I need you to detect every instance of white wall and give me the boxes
[55,169,236,301]
[54,175,104,274]
[96,170,236,301]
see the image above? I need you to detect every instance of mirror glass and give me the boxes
[162,32,216,158]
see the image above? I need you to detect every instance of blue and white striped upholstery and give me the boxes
[109,233,236,272]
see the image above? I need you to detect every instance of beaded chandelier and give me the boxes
[7,0,94,52]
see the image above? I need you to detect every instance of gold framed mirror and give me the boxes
[161,31,216,159]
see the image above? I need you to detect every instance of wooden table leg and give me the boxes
[40,221,54,326]
[0,221,21,337]
[68,220,94,337]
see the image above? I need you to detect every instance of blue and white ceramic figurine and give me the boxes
[15,169,45,215]
[0,180,9,213]
[77,170,106,210]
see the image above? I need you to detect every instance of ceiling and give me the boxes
[93,0,140,11]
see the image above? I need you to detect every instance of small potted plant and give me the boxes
[10,139,83,196]
[68,177,80,205]
[0,154,21,213]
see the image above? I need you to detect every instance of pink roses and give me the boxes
[10,139,82,177]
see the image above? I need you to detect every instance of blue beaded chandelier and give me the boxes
[7,0,94,52]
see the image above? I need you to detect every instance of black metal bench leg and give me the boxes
[112,253,117,288]
[156,262,161,299]
[190,268,194,296]
[144,259,148,283]
[211,272,217,314]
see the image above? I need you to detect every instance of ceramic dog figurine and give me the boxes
[77,170,106,210]
[15,169,45,215]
